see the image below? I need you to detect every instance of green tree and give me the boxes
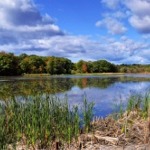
[46,57,55,75]
[46,57,73,75]
[19,55,46,73]
[0,52,20,76]
[93,60,117,73]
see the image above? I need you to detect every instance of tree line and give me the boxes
[0,52,150,76]
[0,52,73,75]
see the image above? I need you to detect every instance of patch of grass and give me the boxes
[126,93,150,118]
[0,94,94,149]
[82,97,94,133]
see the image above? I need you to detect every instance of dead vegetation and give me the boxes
[64,110,150,150]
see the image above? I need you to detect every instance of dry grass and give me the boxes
[66,110,150,149]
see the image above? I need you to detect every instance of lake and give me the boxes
[0,74,150,117]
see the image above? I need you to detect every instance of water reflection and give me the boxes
[63,82,150,117]
[0,74,150,117]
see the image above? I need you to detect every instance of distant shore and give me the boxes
[22,72,150,78]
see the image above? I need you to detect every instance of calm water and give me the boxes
[0,74,150,117]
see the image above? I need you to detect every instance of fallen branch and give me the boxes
[94,135,119,145]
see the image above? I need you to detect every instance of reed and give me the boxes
[126,92,150,118]
[0,93,94,149]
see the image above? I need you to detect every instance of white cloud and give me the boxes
[101,0,150,33]
[124,0,150,33]
[96,17,127,34]
[0,0,63,45]
[113,11,127,18]
[85,36,149,64]
[101,0,120,9]
[129,15,150,33]
[124,0,150,16]
[102,11,127,19]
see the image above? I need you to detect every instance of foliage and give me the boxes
[75,59,118,73]
[92,60,117,73]
[76,60,88,73]
[19,55,46,74]
[0,51,150,76]
[46,57,73,74]
[118,64,150,73]
[0,52,20,75]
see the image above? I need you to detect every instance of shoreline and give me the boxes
[1,72,150,78]
[22,72,150,77]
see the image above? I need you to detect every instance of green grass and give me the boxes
[112,92,150,121]
[0,94,94,149]
[117,92,150,119]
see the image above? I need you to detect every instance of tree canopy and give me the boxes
[0,52,150,76]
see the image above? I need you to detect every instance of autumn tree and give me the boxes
[19,55,46,73]
[76,60,88,73]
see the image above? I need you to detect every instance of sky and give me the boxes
[0,0,150,64]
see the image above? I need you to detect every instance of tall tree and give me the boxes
[0,52,20,75]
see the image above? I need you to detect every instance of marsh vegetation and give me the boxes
[0,92,150,149]
[0,94,94,149]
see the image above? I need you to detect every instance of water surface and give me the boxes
[0,74,150,117]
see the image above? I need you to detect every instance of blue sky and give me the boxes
[0,0,150,64]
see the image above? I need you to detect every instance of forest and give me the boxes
[0,51,150,76]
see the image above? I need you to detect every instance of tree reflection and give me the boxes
[0,78,74,99]
[1,76,150,99]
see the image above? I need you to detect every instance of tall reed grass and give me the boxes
[0,93,94,149]
[126,92,150,118]
[112,92,150,139]
[113,92,150,121]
